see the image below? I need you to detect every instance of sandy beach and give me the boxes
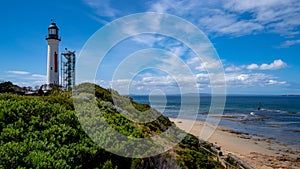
[170,118,300,169]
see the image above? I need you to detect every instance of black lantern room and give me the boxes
[46,20,61,41]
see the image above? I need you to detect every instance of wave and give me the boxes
[267,121,300,125]
[260,108,300,115]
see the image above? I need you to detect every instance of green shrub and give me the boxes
[0,83,224,168]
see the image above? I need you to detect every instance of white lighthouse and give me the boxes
[46,20,61,87]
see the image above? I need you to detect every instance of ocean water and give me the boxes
[131,95,300,150]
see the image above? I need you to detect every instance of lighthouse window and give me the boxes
[54,53,58,72]
[51,67,53,70]
[49,29,56,35]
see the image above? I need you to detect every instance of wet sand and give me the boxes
[170,118,300,169]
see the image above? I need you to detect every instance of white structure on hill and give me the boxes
[46,20,61,86]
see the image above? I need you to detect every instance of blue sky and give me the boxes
[0,0,299,95]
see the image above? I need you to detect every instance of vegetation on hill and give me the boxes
[0,82,223,168]
[0,81,23,94]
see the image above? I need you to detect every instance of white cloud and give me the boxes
[97,70,289,94]
[149,0,169,13]
[6,70,30,75]
[225,65,242,72]
[225,72,288,87]
[32,74,46,78]
[219,21,263,36]
[86,13,109,24]
[267,79,287,85]
[226,59,287,71]
[187,56,222,71]
[131,35,165,47]
[169,46,186,58]
[237,74,248,81]
[79,0,295,94]
[147,0,300,37]
[148,0,196,15]
[259,59,287,70]
[224,0,286,12]
[246,64,259,70]
[83,0,300,38]
[222,59,290,88]
[223,0,300,36]
[106,71,209,95]
[99,64,289,94]
[1,71,46,87]
[279,39,300,48]
[82,0,119,17]
[195,60,222,71]
[199,13,263,36]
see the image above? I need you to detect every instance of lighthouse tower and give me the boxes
[46,20,61,87]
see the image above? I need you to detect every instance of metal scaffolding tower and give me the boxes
[61,48,75,90]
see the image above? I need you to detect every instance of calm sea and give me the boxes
[131,95,300,150]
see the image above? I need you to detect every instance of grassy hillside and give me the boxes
[0,82,223,169]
